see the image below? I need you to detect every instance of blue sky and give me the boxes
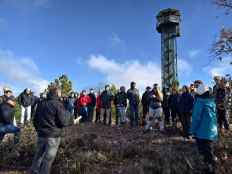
[0,0,231,95]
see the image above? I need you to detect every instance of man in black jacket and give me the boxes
[18,88,33,125]
[127,82,140,127]
[0,87,20,144]
[31,86,76,174]
[88,88,96,122]
[114,86,127,126]
[141,86,151,126]
[100,85,113,125]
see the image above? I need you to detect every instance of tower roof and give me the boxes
[156,8,181,34]
[156,8,181,18]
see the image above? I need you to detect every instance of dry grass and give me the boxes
[0,123,232,174]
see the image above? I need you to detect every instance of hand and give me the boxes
[7,100,16,107]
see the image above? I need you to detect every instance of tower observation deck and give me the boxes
[156,8,181,90]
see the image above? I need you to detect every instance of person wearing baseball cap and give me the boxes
[0,87,20,144]
[3,87,12,93]
[191,83,218,174]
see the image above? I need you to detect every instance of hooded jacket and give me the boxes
[100,90,113,109]
[88,93,96,107]
[33,94,73,138]
[78,95,91,107]
[127,88,140,106]
[114,91,127,107]
[18,91,33,107]
[191,92,218,141]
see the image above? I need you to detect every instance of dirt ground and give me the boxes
[0,123,232,174]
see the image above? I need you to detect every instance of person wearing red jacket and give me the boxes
[77,90,91,122]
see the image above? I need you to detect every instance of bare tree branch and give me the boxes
[215,0,232,14]
[212,1,232,64]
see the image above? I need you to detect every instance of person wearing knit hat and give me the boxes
[191,83,218,174]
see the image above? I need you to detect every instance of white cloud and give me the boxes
[87,55,161,92]
[178,58,193,75]
[0,49,49,95]
[189,49,200,58]
[203,57,232,77]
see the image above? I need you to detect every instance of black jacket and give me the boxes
[0,95,15,124]
[18,92,33,107]
[142,91,150,107]
[114,92,127,107]
[33,94,73,138]
[88,93,96,107]
[100,90,113,109]
[168,93,181,111]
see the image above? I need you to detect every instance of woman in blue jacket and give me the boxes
[191,83,218,174]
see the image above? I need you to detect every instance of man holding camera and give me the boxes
[0,87,20,144]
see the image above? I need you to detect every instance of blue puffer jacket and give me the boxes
[191,92,218,141]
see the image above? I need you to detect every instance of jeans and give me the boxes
[129,105,139,127]
[31,137,61,174]
[21,105,32,124]
[116,106,126,125]
[79,107,88,122]
[145,107,164,131]
[0,124,20,144]
[100,108,111,125]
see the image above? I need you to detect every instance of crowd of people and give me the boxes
[0,76,231,174]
